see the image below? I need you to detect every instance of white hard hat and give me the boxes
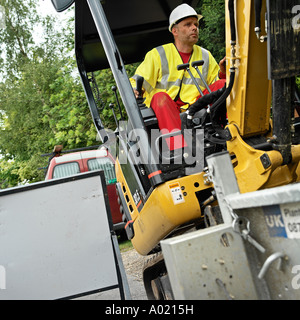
[169,4,203,32]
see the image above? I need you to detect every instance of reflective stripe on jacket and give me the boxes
[130,43,220,108]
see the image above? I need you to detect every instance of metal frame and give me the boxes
[75,0,165,187]
[0,171,131,300]
[162,151,300,299]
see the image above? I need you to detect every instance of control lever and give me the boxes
[112,85,124,121]
[191,60,212,94]
[135,75,144,99]
[177,62,212,115]
[109,103,119,127]
[135,75,146,108]
[177,63,205,97]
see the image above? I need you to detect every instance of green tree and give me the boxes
[0,0,123,186]
[197,0,225,62]
[0,157,21,189]
[0,0,36,72]
[0,0,83,184]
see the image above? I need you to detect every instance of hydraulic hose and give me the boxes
[210,70,235,113]
[188,85,226,117]
[211,0,236,110]
[208,0,237,134]
[185,0,237,136]
[254,0,262,38]
[228,0,236,43]
[185,85,225,128]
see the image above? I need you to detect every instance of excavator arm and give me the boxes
[225,0,300,193]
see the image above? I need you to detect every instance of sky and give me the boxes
[33,0,74,44]
[37,0,74,25]
[38,0,59,16]
[37,0,73,19]
[0,0,74,75]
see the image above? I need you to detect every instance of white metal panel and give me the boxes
[0,172,119,300]
[161,224,258,300]
[204,152,300,300]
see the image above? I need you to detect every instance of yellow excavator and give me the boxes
[52,0,300,299]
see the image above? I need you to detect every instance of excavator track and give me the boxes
[142,252,173,300]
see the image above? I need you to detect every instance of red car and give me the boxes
[45,146,125,234]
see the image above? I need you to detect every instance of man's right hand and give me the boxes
[134,88,145,99]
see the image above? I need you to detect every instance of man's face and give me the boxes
[172,16,199,45]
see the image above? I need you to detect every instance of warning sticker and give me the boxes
[169,182,185,205]
[263,203,300,239]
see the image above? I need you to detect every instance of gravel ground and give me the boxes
[121,248,150,300]
[121,248,147,283]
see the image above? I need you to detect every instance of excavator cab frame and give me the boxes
[69,0,213,248]
[52,0,300,299]
[73,0,203,179]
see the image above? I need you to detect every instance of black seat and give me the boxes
[140,106,158,127]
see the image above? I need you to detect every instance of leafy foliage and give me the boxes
[0,157,21,189]
[0,0,98,185]
[196,0,225,63]
[0,0,134,187]
[0,0,38,74]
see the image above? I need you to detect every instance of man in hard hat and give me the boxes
[130,3,226,150]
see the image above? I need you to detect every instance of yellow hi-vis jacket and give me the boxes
[130,43,221,109]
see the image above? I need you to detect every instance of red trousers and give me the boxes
[150,79,226,150]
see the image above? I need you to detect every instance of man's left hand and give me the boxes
[219,57,226,75]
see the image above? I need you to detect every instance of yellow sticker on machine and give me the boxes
[169,182,185,205]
